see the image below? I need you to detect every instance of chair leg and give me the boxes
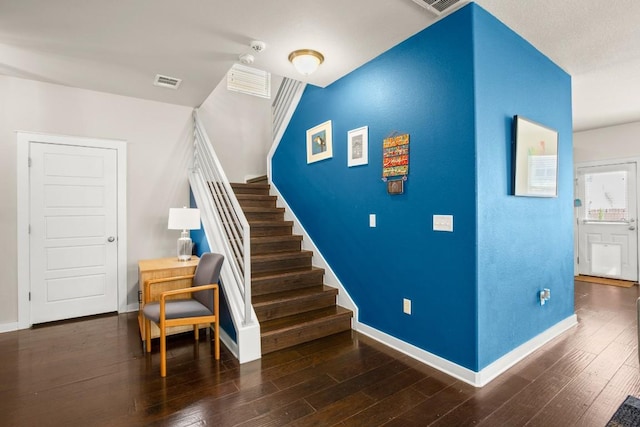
[214,319,220,360]
[194,325,199,341]
[145,319,152,353]
[160,324,167,377]
[214,286,220,360]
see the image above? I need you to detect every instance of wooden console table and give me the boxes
[138,256,199,341]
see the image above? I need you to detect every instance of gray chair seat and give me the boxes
[142,299,212,323]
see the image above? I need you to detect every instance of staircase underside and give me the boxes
[231,181,353,354]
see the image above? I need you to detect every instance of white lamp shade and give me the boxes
[292,55,321,75]
[168,208,201,230]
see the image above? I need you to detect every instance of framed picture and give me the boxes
[387,179,404,195]
[512,115,558,197]
[306,120,333,164]
[347,126,368,167]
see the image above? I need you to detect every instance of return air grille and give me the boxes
[227,64,271,99]
[153,74,182,89]
[410,0,463,15]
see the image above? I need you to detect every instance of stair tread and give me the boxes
[231,183,270,189]
[252,250,312,261]
[236,194,277,200]
[251,235,303,243]
[242,206,284,212]
[252,266,324,280]
[260,306,352,335]
[249,220,293,226]
[253,285,337,306]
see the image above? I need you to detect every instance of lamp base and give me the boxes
[177,231,193,261]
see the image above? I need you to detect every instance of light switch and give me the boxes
[403,298,412,315]
[369,214,376,228]
[433,214,453,232]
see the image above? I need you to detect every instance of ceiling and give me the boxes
[1,0,639,132]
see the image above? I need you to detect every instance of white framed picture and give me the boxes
[347,126,368,167]
[306,120,333,164]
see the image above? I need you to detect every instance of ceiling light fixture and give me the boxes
[288,49,324,76]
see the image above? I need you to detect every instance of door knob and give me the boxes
[629,226,636,231]
[107,236,116,242]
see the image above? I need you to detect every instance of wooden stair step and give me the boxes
[230,183,270,195]
[248,220,293,237]
[251,251,313,275]
[246,175,268,184]
[260,306,353,354]
[251,235,303,254]
[236,194,277,208]
[252,267,325,296]
[253,285,338,322]
[242,207,285,221]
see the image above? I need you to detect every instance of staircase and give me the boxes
[231,180,353,354]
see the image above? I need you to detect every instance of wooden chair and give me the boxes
[142,252,223,377]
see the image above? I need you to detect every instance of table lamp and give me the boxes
[168,207,201,261]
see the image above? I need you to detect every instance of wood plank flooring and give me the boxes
[0,280,638,426]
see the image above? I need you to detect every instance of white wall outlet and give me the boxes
[403,298,411,315]
[433,214,453,232]
[369,213,376,228]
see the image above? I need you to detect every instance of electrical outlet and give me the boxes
[369,214,376,227]
[403,298,411,315]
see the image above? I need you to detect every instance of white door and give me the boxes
[29,142,118,323]
[576,162,638,281]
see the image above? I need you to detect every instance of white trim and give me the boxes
[0,322,18,334]
[16,131,128,329]
[356,314,577,387]
[474,314,578,386]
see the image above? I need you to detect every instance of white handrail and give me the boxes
[192,109,252,325]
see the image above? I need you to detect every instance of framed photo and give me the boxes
[306,120,333,164]
[387,179,404,195]
[512,115,558,197]
[347,126,368,167]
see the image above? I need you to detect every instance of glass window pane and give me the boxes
[584,171,628,221]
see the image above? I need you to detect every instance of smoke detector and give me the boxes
[250,40,266,53]
[239,53,255,65]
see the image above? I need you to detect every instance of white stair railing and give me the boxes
[272,77,306,145]
[191,109,252,326]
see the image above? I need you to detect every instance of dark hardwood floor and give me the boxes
[0,280,638,426]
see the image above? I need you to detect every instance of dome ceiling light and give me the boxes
[288,49,324,76]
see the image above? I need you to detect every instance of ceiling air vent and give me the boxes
[153,74,182,90]
[227,64,271,99]
[410,0,463,15]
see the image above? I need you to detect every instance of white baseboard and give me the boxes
[356,314,578,387]
[0,322,18,334]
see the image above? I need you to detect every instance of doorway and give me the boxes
[17,132,128,328]
[575,161,638,282]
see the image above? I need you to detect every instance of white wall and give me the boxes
[197,76,280,182]
[574,121,640,163]
[0,75,193,326]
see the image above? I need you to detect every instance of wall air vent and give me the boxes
[410,0,463,15]
[227,64,271,99]
[153,74,182,89]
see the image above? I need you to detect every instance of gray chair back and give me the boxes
[192,253,224,313]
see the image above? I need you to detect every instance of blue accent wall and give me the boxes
[472,7,574,369]
[272,3,573,372]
